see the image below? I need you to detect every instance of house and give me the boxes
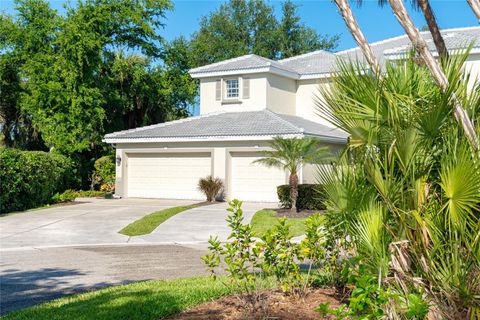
[104,26,480,202]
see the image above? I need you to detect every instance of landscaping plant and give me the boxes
[254,137,331,213]
[198,175,224,202]
[316,52,480,318]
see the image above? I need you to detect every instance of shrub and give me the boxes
[198,175,224,202]
[0,149,77,213]
[51,189,107,203]
[277,184,326,211]
[92,155,115,192]
[52,189,78,203]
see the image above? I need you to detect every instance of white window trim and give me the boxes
[223,77,240,100]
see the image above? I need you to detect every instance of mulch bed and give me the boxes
[266,208,324,219]
[169,288,341,320]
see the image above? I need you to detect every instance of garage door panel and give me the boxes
[127,153,211,200]
[230,152,286,202]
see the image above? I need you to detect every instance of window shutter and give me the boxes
[215,79,221,101]
[242,78,250,99]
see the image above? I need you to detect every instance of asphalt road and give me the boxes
[0,244,208,315]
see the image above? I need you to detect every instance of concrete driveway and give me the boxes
[0,198,197,249]
[0,198,274,315]
[131,201,271,244]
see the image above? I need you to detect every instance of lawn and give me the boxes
[250,209,307,237]
[2,277,248,320]
[119,204,198,236]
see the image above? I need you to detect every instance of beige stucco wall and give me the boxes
[199,74,268,115]
[266,73,297,115]
[295,78,336,127]
[464,53,480,91]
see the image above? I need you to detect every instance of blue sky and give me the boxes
[1,0,479,51]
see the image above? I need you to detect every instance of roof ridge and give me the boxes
[279,50,334,62]
[336,26,480,55]
[104,111,226,138]
[263,110,304,134]
[190,54,256,73]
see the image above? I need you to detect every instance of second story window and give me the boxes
[225,79,239,99]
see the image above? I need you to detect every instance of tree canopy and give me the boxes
[190,0,339,66]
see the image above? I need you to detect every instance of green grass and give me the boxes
[251,209,307,237]
[2,276,249,320]
[119,205,198,236]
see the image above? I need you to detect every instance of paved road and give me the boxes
[0,244,208,315]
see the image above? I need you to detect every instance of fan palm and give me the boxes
[253,137,331,213]
[317,53,480,317]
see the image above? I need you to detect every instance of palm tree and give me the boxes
[387,0,479,150]
[467,0,480,20]
[333,0,381,75]
[355,0,448,57]
[253,137,331,213]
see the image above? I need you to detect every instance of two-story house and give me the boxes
[104,26,480,202]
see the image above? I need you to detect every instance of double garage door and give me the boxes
[125,152,286,202]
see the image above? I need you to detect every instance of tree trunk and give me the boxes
[289,173,299,213]
[388,0,479,151]
[417,0,448,58]
[467,0,480,20]
[334,0,381,75]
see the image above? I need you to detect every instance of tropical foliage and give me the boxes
[198,176,224,202]
[316,53,480,318]
[254,137,331,212]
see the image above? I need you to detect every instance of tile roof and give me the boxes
[104,110,348,143]
[189,26,480,78]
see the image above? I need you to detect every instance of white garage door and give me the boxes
[230,152,286,202]
[127,153,211,200]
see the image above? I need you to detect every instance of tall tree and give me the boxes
[333,0,381,75]
[387,0,479,150]
[467,0,480,20]
[0,0,174,154]
[190,0,338,66]
[279,1,339,58]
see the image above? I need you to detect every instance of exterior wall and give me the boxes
[464,53,480,91]
[199,74,268,114]
[265,73,297,115]
[295,78,335,128]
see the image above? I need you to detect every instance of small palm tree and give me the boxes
[253,137,331,213]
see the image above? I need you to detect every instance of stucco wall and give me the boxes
[266,73,297,115]
[199,74,268,114]
[295,78,336,128]
[464,53,480,91]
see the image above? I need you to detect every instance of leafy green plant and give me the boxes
[197,176,224,202]
[277,184,327,210]
[316,52,480,318]
[254,137,331,213]
[0,149,77,213]
[92,155,115,192]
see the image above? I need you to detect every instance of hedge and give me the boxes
[0,148,77,213]
[277,184,327,211]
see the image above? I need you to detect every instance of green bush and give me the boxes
[52,189,107,203]
[92,155,115,191]
[0,148,77,213]
[277,184,326,211]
